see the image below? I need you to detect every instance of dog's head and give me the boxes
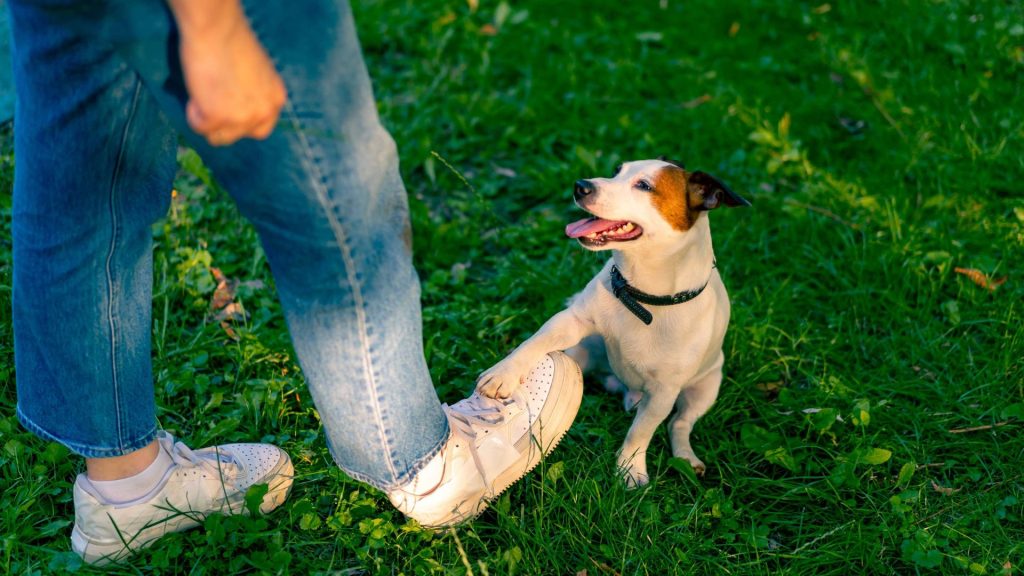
[565,158,750,252]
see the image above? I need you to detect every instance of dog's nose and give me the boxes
[574,179,596,200]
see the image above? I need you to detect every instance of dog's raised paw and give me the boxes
[476,360,525,399]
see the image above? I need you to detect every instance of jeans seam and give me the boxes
[281,100,398,482]
[105,78,143,454]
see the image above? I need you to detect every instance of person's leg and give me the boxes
[9,0,175,463]
[98,0,582,527]
[8,1,293,564]
[100,0,450,489]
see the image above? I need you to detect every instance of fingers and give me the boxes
[187,101,231,146]
[250,113,279,140]
[186,86,285,147]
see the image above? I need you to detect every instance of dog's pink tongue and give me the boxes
[566,217,614,238]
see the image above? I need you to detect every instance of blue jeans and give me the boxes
[9,0,449,490]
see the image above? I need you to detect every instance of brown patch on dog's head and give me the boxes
[651,165,751,231]
[651,164,695,231]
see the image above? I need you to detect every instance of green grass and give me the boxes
[2,0,1023,573]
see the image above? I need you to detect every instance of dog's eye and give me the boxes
[634,179,652,192]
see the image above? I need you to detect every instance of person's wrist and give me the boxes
[166,0,244,42]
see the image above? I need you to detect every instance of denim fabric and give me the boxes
[9,0,449,490]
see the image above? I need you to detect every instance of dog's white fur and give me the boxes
[477,159,744,487]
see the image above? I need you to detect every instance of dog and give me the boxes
[477,158,749,487]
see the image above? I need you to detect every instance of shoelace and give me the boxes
[395,392,535,499]
[443,391,533,492]
[446,393,514,428]
[161,433,238,484]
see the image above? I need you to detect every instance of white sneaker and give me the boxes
[388,351,583,527]
[71,431,293,565]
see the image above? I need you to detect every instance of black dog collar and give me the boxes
[609,264,714,325]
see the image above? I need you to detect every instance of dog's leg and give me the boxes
[611,378,643,412]
[565,337,639,410]
[668,353,723,476]
[477,309,593,398]
[617,388,678,488]
[601,374,641,411]
[564,334,605,374]
[566,336,639,409]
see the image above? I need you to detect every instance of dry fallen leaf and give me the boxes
[209,267,238,312]
[954,267,1007,291]
[682,94,712,109]
[213,302,246,341]
[930,479,960,496]
[756,380,783,399]
[208,268,260,341]
[213,302,246,323]
[590,560,621,576]
[218,321,239,341]
[434,11,457,27]
[479,23,498,36]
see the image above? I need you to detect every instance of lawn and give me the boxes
[1,0,1023,574]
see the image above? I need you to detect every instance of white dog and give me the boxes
[477,158,749,487]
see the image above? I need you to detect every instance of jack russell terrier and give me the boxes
[477,158,749,487]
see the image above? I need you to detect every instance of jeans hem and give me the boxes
[16,404,159,458]
[339,420,451,493]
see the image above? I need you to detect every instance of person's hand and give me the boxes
[168,0,287,146]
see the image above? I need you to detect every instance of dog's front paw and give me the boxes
[476,358,528,399]
[617,454,650,489]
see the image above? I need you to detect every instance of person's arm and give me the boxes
[166,0,287,146]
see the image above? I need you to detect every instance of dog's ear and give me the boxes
[687,171,751,211]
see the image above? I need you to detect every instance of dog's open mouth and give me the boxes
[565,216,644,246]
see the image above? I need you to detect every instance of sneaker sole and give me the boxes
[424,351,583,527]
[71,448,294,565]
